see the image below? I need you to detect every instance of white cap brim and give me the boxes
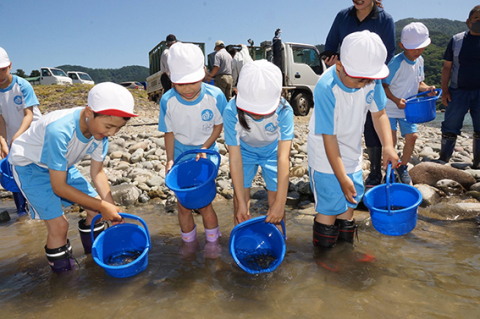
[403,38,431,50]
[170,66,205,84]
[345,64,390,80]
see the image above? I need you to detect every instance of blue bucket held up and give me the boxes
[404,88,442,124]
[229,216,286,274]
[363,163,422,236]
[165,149,220,210]
[91,213,150,278]
[0,155,20,193]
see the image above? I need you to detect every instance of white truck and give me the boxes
[27,67,73,85]
[67,71,94,85]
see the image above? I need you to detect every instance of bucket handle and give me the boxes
[171,149,220,171]
[406,88,442,101]
[385,163,396,216]
[91,213,151,248]
[234,215,286,240]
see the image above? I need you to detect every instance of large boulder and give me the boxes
[111,184,140,207]
[410,162,476,190]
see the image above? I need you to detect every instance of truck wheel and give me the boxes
[291,92,312,116]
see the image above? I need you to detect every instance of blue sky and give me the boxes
[1,0,477,75]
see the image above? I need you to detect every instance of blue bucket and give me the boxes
[165,149,220,210]
[0,155,20,193]
[363,164,422,236]
[229,216,286,274]
[91,213,150,278]
[404,88,442,123]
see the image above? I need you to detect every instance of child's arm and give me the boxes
[49,169,122,222]
[265,140,292,224]
[382,83,406,109]
[228,145,249,224]
[196,123,223,160]
[418,82,436,96]
[90,159,115,204]
[323,134,357,204]
[0,115,8,158]
[371,109,399,168]
[164,132,175,173]
[10,107,34,143]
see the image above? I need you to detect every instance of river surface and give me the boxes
[425,111,473,131]
[0,196,479,319]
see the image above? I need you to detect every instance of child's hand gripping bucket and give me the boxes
[404,88,442,123]
[91,213,150,278]
[165,149,220,210]
[0,155,20,192]
[229,216,286,274]
[363,163,422,236]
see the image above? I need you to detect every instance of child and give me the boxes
[8,82,137,273]
[439,5,480,167]
[307,30,398,248]
[158,43,226,248]
[0,47,42,215]
[382,22,435,184]
[223,60,293,226]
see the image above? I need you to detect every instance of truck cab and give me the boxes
[40,67,73,85]
[67,71,94,85]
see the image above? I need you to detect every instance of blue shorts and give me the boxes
[309,168,364,216]
[441,87,480,135]
[174,140,219,163]
[389,118,417,137]
[241,141,278,192]
[12,164,98,220]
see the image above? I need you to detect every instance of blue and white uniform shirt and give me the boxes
[0,75,42,143]
[307,66,387,174]
[158,83,226,146]
[9,107,107,170]
[382,52,424,118]
[224,97,294,149]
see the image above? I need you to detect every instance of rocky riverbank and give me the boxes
[2,85,480,222]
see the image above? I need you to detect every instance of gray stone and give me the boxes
[110,151,123,159]
[130,148,144,163]
[146,175,164,187]
[138,193,150,203]
[128,141,149,154]
[414,184,442,207]
[297,181,312,196]
[110,184,140,206]
[420,202,480,220]
[435,179,465,195]
[470,182,480,192]
[250,187,267,199]
[121,152,131,163]
[410,162,476,190]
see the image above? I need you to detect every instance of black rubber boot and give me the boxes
[335,219,358,243]
[313,219,339,248]
[472,132,480,169]
[78,218,107,254]
[365,147,382,187]
[439,132,457,163]
[45,239,75,273]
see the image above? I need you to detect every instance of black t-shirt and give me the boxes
[444,32,480,90]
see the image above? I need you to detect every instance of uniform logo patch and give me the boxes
[201,109,214,121]
[366,90,374,104]
[13,95,23,105]
[265,123,277,132]
[86,142,98,155]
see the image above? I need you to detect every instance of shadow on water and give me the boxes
[0,198,479,318]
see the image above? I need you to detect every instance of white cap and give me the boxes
[340,30,389,79]
[214,40,225,48]
[0,47,11,68]
[236,60,282,115]
[168,43,205,84]
[88,82,138,117]
[401,22,431,49]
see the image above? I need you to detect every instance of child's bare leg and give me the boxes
[337,207,354,221]
[44,215,69,248]
[392,129,398,147]
[198,203,218,230]
[314,213,337,226]
[401,132,418,166]
[177,201,195,233]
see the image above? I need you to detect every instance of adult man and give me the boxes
[206,40,233,100]
[160,34,177,93]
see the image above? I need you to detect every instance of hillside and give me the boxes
[56,65,150,84]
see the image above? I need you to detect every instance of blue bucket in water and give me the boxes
[91,213,150,278]
[229,216,286,274]
[0,155,20,192]
[165,149,220,210]
[404,88,442,123]
[363,164,422,236]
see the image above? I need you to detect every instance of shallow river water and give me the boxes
[0,197,479,319]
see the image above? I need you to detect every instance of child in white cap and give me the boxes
[8,82,138,273]
[0,47,42,215]
[223,60,294,226]
[158,42,226,252]
[382,22,435,184]
[307,30,398,248]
